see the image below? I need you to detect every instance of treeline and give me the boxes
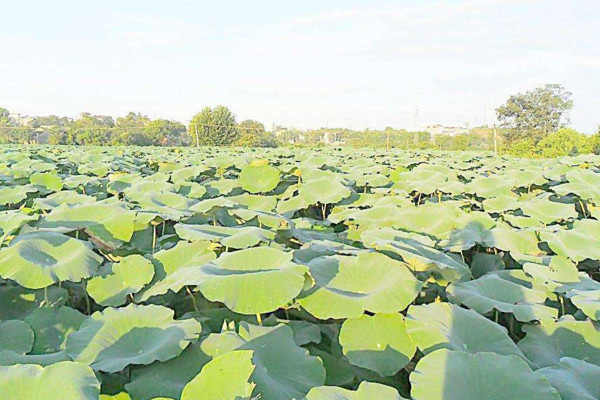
[2,84,599,157]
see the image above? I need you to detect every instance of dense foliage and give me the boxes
[496,84,574,144]
[1,145,600,399]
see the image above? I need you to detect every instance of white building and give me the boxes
[425,124,469,137]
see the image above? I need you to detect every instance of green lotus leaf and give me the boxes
[523,257,600,293]
[239,164,280,193]
[188,197,238,213]
[228,208,291,229]
[197,247,308,315]
[410,350,561,400]
[30,172,63,192]
[552,169,600,203]
[439,211,496,252]
[406,303,525,358]
[133,191,198,220]
[0,231,103,289]
[38,202,137,248]
[339,313,416,376]
[137,241,216,301]
[175,223,275,249]
[470,253,505,278]
[66,304,202,372]
[305,381,407,400]
[541,220,600,262]
[518,198,578,224]
[176,181,207,199]
[0,349,70,367]
[0,210,38,243]
[538,358,600,400]
[201,323,326,400]
[24,306,87,354]
[33,190,96,209]
[518,317,600,368]
[0,320,34,354]
[298,252,422,319]
[299,178,351,205]
[466,175,515,198]
[447,273,557,322]
[482,227,542,255]
[0,185,37,206]
[263,317,322,346]
[181,350,256,400]
[126,342,211,400]
[359,227,435,248]
[392,204,466,240]
[482,193,519,213]
[230,193,277,212]
[87,254,155,306]
[374,239,470,285]
[0,286,68,320]
[570,290,600,321]
[0,361,100,400]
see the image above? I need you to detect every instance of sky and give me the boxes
[1,0,598,132]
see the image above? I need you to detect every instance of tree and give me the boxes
[189,106,238,146]
[0,107,18,143]
[29,115,71,129]
[144,119,186,146]
[496,84,573,143]
[112,112,151,145]
[235,120,278,147]
[67,113,114,145]
[536,128,591,158]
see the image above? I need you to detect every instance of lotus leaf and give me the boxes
[66,304,202,372]
[0,320,34,354]
[539,358,600,400]
[0,231,103,289]
[406,303,525,358]
[447,273,557,322]
[339,313,416,376]
[305,381,407,400]
[0,361,100,400]
[180,350,256,400]
[298,252,422,319]
[518,317,600,368]
[201,323,326,400]
[410,350,560,400]
[197,247,308,314]
[87,254,155,306]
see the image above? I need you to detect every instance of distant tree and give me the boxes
[0,107,18,143]
[235,120,278,147]
[67,113,114,145]
[588,127,600,155]
[112,112,151,145]
[496,84,573,143]
[537,128,591,158]
[29,115,71,129]
[144,119,186,146]
[189,106,238,146]
[0,107,9,120]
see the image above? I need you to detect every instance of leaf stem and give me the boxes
[256,313,263,326]
[186,286,199,313]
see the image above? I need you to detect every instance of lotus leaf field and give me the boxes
[1,145,600,400]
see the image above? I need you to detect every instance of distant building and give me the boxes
[425,124,469,137]
[321,131,344,145]
[8,113,34,126]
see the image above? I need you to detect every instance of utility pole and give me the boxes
[493,124,498,156]
[413,107,419,146]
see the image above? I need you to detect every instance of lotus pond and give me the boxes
[0,145,599,400]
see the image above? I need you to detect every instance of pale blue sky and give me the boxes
[1,0,598,132]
